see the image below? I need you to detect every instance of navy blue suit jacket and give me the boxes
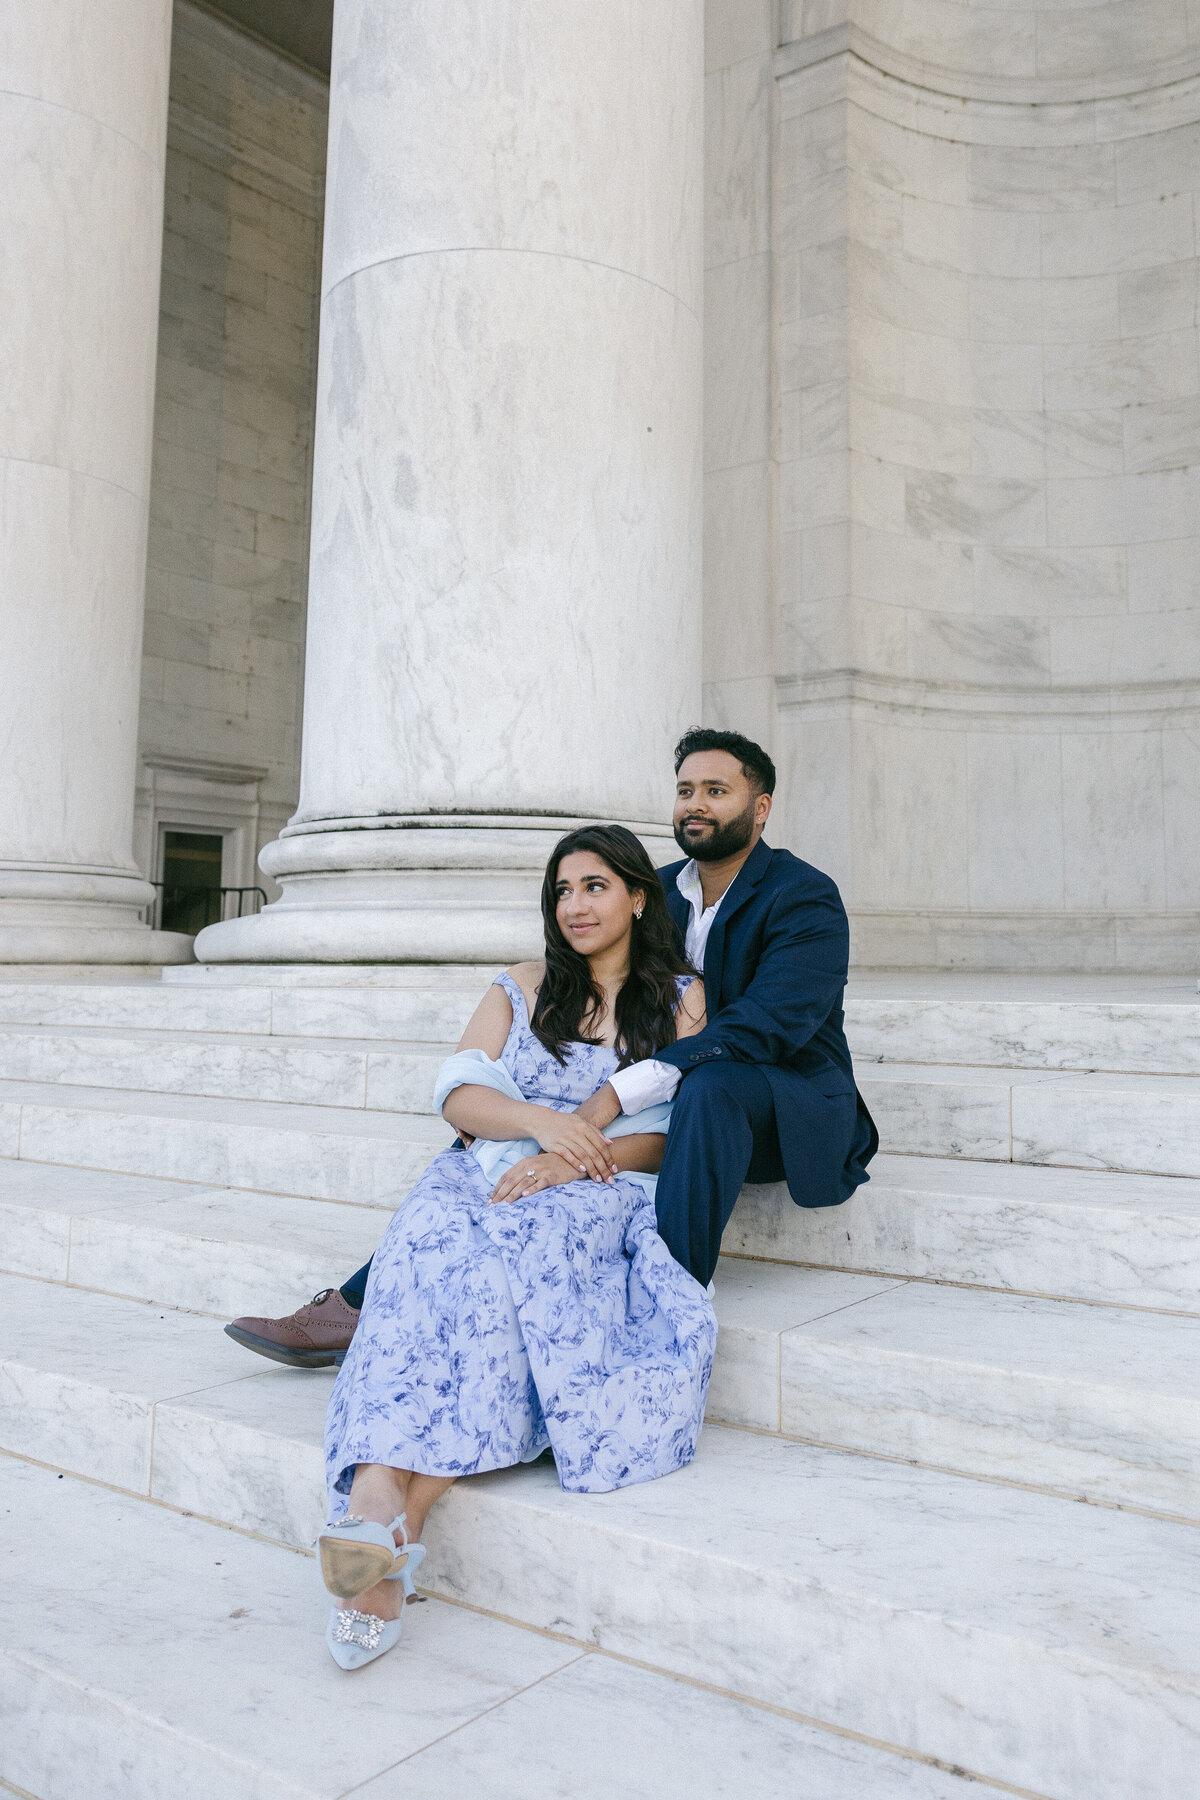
[653,838,877,1209]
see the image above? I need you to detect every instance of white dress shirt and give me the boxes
[607,859,726,1115]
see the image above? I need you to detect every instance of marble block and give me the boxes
[0,1025,375,1110]
[0,1161,209,1283]
[0,1273,251,1492]
[6,1080,449,1202]
[723,1155,1200,1313]
[361,1643,972,1800]
[0,1459,577,1800]
[857,1062,1021,1159]
[0,1101,19,1158]
[0,980,272,1034]
[422,1431,1200,1800]
[781,1282,1200,1518]
[0,1460,972,1800]
[270,982,482,1044]
[845,994,1200,1076]
[1013,1073,1200,1177]
[64,1185,387,1318]
[153,1364,332,1549]
[707,1261,907,1431]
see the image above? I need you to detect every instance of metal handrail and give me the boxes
[143,883,268,931]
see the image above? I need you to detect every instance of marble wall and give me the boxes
[135,3,327,895]
[769,1,1200,969]
[132,0,1200,969]
[703,1,777,754]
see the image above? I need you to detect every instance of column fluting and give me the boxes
[197,0,704,964]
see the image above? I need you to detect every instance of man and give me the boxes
[225,727,877,1366]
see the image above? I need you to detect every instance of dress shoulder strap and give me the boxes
[493,970,532,1022]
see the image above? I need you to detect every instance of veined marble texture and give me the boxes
[0,1155,386,1316]
[5,1079,449,1203]
[0,0,187,966]
[1,1460,979,1800]
[847,993,1200,1074]
[768,15,1200,967]
[724,1153,1200,1313]
[424,1429,1200,1800]
[323,0,703,311]
[298,251,701,828]
[0,1272,253,1493]
[8,1266,1198,1800]
[199,0,705,966]
[778,1279,1200,1518]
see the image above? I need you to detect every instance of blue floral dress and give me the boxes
[324,973,717,1503]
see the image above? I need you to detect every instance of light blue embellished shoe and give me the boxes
[318,1513,427,1671]
[317,1512,426,1600]
[326,1601,406,1671]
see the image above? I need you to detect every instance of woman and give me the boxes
[319,824,716,1668]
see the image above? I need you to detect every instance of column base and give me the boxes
[193,820,677,965]
[0,868,194,966]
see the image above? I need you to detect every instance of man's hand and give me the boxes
[575,1081,621,1130]
[489,1151,579,1204]
[528,1106,617,1182]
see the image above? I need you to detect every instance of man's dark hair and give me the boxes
[673,727,776,797]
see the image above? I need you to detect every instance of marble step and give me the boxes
[713,1261,1200,1520]
[0,1159,388,1317]
[731,1154,1200,1312]
[4,972,1200,1076]
[0,1078,452,1201]
[5,1247,1197,1527]
[4,1105,1200,1313]
[6,1040,1200,1182]
[8,1163,1199,1518]
[1,1292,1195,1800]
[0,1022,450,1112]
[2,1461,974,1800]
[845,976,1200,1076]
[0,974,488,1043]
[860,1062,1200,1175]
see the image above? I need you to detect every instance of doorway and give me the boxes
[159,830,225,935]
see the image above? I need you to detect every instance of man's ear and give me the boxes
[756,791,773,830]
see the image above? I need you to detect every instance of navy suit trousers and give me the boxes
[653,1063,784,1287]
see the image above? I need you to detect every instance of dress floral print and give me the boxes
[324,974,717,1502]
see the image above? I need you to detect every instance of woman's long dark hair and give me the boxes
[531,824,694,1068]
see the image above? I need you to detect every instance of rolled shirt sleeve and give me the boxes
[608,1058,682,1115]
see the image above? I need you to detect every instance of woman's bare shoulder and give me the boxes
[505,960,545,1009]
[674,975,707,1038]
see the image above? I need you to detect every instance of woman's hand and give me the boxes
[489,1152,579,1204]
[527,1107,618,1183]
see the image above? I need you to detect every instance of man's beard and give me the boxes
[673,798,757,862]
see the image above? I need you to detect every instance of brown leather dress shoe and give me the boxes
[224,1288,360,1368]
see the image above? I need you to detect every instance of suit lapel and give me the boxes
[658,859,691,954]
[702,838,771,1001]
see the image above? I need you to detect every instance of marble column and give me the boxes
[0,0,191,964]
[195,0,703,964]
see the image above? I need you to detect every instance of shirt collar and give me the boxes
[676,858,713,922]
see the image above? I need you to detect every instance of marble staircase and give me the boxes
[1,969,1199,1798]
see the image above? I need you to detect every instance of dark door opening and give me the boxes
[160,831,224,936]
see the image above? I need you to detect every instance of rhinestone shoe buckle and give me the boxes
[333,1607,384,1650]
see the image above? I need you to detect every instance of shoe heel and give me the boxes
[319,1538,396,1599]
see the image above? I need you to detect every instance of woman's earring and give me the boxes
[634,905,643,920]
